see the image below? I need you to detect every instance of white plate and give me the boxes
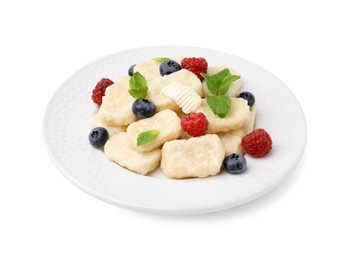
[43,46,307,215]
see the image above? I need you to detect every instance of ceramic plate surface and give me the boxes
[43,46,306,215]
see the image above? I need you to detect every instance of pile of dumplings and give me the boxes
[90,58,256,179]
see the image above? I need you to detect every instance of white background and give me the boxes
[1,0,353,259]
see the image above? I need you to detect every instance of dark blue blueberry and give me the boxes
[237,91,255,107]
[128,64,136,76]
[159,60,181,76]
[89,127,109,148]
[132,99,155,119]
[223,153,247,174]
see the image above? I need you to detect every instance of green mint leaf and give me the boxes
[130,72,147,90]
[206,96,231,118]
[137,130,160,146]
[129,88,145,99]
[218,74,240,95]
[129,72,148,99]
[202,69,240,96]
[152,57,170,63]
[201,73,218,95]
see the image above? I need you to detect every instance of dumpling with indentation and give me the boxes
[97,76,137,126]
[196,97,251,134]
[161,134,225,178]
[127,109,183,152]
[104,132,161,175]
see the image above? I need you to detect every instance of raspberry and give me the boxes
[242,129,272,157]
[181,113,208,137]
[91,78,114,105]
[181,57,208,80]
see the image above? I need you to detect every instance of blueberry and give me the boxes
[237,91,255,107]
[128,64,136,76]
[223,153,247,174]
[132,99,155,119]
[89,127,109,148]
[160,60,181,76]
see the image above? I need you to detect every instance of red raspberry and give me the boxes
[181,113,208,137]
[181,57,208,80]
[91,78,114,105]
[242,129,272,157]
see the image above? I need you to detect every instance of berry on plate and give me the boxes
[237,91,255,107]
[181,112,208,137]
[91,78,114,105]
[160,60,181,76]
[132,99,155,119]
[223,153,247,174]
[242,128,272,157]
[128,64,136,76]
[89,127,109,148]
[181,57,208,80]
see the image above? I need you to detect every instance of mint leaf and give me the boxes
[201,73,218,95]
[202,69,240,95]
[129,72,148,99]
[129,88,145,99]
[152,57,170,63]
[206,96,231,118]
[218,74,240,95]
[137,130,160,146]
